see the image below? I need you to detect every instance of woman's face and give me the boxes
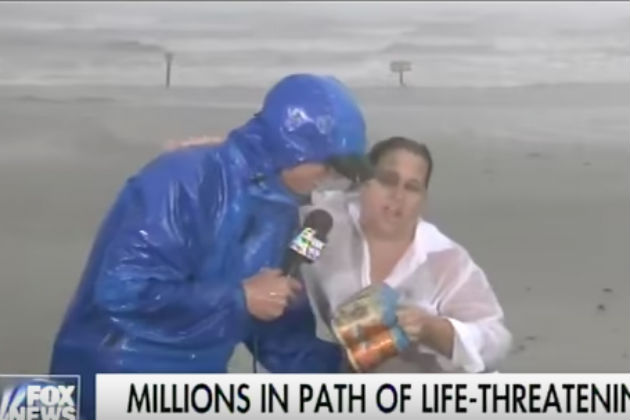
[359,148,429,239]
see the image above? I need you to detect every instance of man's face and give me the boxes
[281,162,333,195]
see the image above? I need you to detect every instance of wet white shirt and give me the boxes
[301,191,512,373]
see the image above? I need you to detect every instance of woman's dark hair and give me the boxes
[368,136,433,187]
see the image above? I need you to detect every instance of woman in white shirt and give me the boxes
[302,136,511,373]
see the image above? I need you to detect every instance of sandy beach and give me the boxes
[0,82,627,374]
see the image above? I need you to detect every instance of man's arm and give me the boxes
[245,291,343,373]
[93,152,251,346]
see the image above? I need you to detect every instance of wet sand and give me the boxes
[0,83,628,374]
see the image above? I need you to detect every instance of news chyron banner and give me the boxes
[97,374,630,419]
[0,375,79,420]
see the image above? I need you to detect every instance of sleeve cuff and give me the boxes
[434,318,485,373]
[233,283,253,340]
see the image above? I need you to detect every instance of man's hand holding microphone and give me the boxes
[243,269,302,321]
[242,209,333,321]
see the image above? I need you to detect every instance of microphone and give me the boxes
[283,209,333,278]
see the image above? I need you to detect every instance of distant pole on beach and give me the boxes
[390,60,412,87]
[164,51,174,89]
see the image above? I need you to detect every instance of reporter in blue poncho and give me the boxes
[49,74,373,420]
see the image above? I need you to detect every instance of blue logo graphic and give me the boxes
[0,376,78,420]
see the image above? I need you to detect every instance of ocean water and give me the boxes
[0,1,628,88]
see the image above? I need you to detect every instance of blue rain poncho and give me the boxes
[50,74,367,419]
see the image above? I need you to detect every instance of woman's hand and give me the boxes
[164,135,225,151]
[396,305,432,343]
[396,304,455,358]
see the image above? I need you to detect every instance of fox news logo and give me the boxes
[0,376,78,420]
[290,227,325,262]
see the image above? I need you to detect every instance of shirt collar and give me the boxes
[347,195,453,264]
